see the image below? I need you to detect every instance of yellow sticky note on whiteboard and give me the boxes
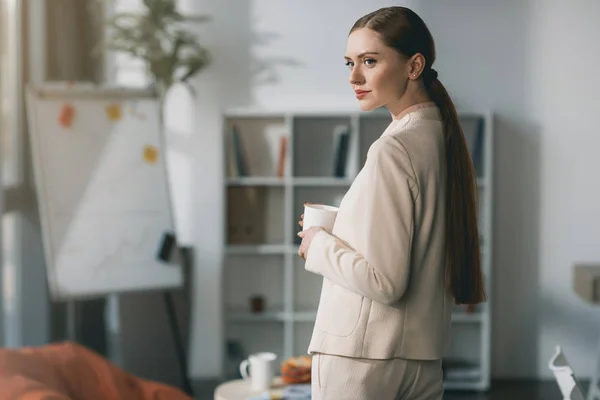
[143,145,159,164]
[106,103,122,121]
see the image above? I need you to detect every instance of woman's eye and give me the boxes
[345,61,354,68]
[364,58,376,66]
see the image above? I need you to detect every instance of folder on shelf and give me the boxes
[277,136,288,177]
[227,187,267,244]
[332,125,350,177]
[231,124,249,177]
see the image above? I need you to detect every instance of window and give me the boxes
[107,0,150,87]
[0,0,23,347]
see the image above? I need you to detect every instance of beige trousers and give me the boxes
[311,353,443,400]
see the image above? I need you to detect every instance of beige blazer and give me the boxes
[304,105,453,361]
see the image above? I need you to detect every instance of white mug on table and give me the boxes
[239,352,277,392]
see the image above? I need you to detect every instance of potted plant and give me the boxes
[94,0,211,104]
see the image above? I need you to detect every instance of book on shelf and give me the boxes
[277,135,288,177]
[226,123,289,178]
[332,124,351,177]
[230,124,249,177]
[227,186,267,244]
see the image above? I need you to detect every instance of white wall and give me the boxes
[185,0,600,380]
[417,0,600,379]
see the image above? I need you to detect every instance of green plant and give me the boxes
[95,0,211,95]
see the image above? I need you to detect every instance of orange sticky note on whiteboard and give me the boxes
[106,103,122,121]
[143,145,159,164]
[58,104,75,128]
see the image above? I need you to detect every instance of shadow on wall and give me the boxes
[541,288,600,380]
[217,20,303,109]
[249,29,304,87]
[115,2,300,386]
[493,117,542,377]
[411,0,543,377]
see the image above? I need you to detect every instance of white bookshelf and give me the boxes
[222,109,494,391]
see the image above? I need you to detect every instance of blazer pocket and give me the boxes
[318,283,363,337]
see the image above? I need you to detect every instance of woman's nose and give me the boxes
[349,67,364,85]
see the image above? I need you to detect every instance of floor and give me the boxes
[443,380,566,400]
[194,379,569,399]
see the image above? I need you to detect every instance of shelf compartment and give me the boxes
[442,323,484,389]
[223,254,284,314]
[358,114,391,168]
[225,116,289,178]
[293,321,315,357]
[294,256,323,312]
[226,186,285,245]
[293,116,353,178]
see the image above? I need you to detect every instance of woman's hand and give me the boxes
[297,226,323,260]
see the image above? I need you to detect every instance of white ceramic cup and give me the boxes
[239,352,277,392]
[303,204,339,232]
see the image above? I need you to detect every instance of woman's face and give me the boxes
[345,28,409,111]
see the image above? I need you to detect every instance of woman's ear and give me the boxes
[408,53,427,80]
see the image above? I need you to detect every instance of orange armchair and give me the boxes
[0,341,191,400]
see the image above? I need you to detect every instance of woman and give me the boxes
[297,6,486,400]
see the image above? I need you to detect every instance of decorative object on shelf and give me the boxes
[249,294,265,313]
[465,304,477,314]
[227,187,267,244]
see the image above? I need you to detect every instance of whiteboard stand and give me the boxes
[64,295,123,367]
[26,85,192,395]
[105,294,122,367]
[63,290,192,395]
[66,301,77,341]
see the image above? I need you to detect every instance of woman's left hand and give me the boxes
[297,226,324,260]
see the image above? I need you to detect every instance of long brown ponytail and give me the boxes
[351,7,486,304]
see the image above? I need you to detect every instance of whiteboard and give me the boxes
[26,84,183,301]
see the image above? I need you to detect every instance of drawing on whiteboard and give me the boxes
[127,101,147,120]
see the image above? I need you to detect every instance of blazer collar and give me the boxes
[382,102,441,137]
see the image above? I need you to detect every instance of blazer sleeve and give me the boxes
[304,137,418,305]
